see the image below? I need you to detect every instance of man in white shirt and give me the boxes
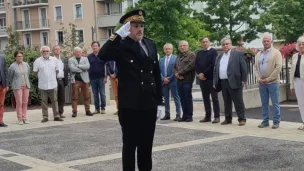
[53,45,68,118]
[33,46,63,122]
[213,38,247,126]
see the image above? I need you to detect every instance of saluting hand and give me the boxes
[116,21,131,38]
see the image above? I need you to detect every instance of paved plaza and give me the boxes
[0,101,304,171]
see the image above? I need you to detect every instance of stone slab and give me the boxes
[0,158,31,171]
[73,136,304,171]
[0,120,224,163]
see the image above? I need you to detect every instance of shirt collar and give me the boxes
[263,48,271,53]
[203,47,211,51]
[224,49,231,55]
[42,56,50,60]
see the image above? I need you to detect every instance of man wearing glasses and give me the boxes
[33,46,64,123]
[213,38,247,126]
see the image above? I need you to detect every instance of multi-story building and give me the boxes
[0,0,8,52]
[95,0,137,45]
[6,0,137,50]
[11,0,96,50]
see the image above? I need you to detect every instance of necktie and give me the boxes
[136,42,147,57]
[165,56,169,76]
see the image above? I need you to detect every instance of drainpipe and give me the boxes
[93,0,97,41]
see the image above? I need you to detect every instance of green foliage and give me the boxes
[119,0,209,56]
[4,26,41,106]
[194,0,272,45]
[261,0,304,43]
[59,23,78,57]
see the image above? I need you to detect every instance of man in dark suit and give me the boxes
[106,60,118,115]
[159,43,181,121]
[53,45,69,118]
[97,10,162,171]
[213,38,248,126]
[196,37,220,123]
[0,55,8,127]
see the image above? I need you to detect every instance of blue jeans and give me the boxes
[177,82,193,119]
[91,78,106,110]
[162,80,181,116]
[259,83,280,124]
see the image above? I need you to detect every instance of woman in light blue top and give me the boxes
[7,51,31,125]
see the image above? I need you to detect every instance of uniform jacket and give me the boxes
[98,34,162,109]
[0,56,7,87]
[159,55,177,83]
[213,50,248,90]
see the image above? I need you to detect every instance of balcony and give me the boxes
[15,19,50,31]
[0,28,7,37]
[0,3,5,14]
[13,0,48,8]
[97,13,122,28]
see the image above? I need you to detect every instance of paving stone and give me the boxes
[73,136,304,171]
[0,119,224,163]
[0,158,31,171]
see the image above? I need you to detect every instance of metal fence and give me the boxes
[244,57,289,89]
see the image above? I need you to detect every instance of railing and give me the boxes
[243,57,289,89]
[13,0,48,6]
[16,19,49,30]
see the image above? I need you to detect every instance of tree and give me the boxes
[263,0,304,43]
[116,0,209,55]
[194,0,272,45]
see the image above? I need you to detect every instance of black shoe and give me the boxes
[212,118,220,124]
[221,120,232,125]
[185,118,193,122]
[41,118,48,123]
[0,122,8,127]
[54,117,64,121]
[173,115,181,121]
[178,118,186,122]
[72,112,77,118]
[199,117,211,123]
[86,111,93,116]
[161,115,170,120]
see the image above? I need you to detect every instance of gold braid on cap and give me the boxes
[124,15,144,23]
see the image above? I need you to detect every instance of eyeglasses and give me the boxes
[43,51,49,52]
[222,43,230,46]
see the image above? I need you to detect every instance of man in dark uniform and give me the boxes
[97,10,162,171]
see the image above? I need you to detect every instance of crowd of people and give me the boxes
[0,42,118,126]
[0,8,303,171]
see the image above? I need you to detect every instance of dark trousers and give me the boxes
[177,81,193,119]
[118,108,157,171]
[221,79,246,122]
[57,79,65,115]
[199,80,220,118]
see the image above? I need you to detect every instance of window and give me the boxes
[39,8,47,27]
[24,33,31,46]
[0,18,6,30]
[41,32,49,45]
[0,0,4,7]
[54,6,62,21]
[76,29,84,44]
[56,31,64,44]
[74,4,83,19]
[22,9,30,29]
[107,28,114,38]
[104,2,122,15]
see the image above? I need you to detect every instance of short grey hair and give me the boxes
[163,43,173,49]
[221,38,232,45]
[262,32,273,41]
[74,46,82,53]
[179,40,189,46]
[296,36,304,51]
[40,46,50,53]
